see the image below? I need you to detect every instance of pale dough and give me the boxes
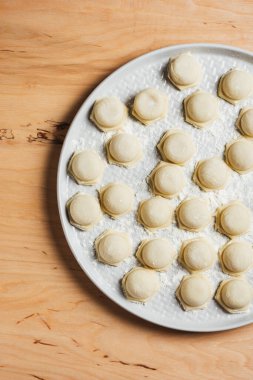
[157,129,196,165]
[99,182,134,219]
[215,201,251,238]
[215,278,253,313]
[225,138,253,174]
[236,107,253,138]
[179,237,216,273]
[176,198,212,232]
[66,192,102,231]
[106,132,142,167]
[218,69,253,104]
[132,88,168,125]
[176,274,213,311]
[137,196,174,231]
[184,90,219,128]
[219,240,253,276]
[193,157,230,191]
[90,96,128,131]
[149,161,186,198]
[136,238,177,271]
[168,52,202,90]
[95,230,132,266]
[68,150,105,185]
[122,267,160,302]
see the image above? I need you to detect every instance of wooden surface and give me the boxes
[1,1,253,379]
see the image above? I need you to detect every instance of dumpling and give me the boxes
[193,157,230,191]
[68,150,105,185]
[236,107,253,138]
[122,267,160,302]
[167,52,202,90]
[132,88,168,125]
[149,161,186,198]
[184,90,219,128]
[225,138,253,174]
[218,69,253,104]
[99,183,134,219]
[157,129,196,165]
[106,133,142,167]
[136,238,176,271]
[137,196,174,231]
[66,192,102,230]
[176,198,212,232]
[219,240,253,276]
[215,278,253,313]
[90,96,128,131]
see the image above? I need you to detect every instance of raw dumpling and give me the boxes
[157,129,196,165]
[236,107,253,138]
[95,230,132,266]
[225,138,253,174]
[68,150,105,185]
[132,88,168,125]
[215,201,251,238]
[106,133,142,167]
[136,238,177,271]
[184,90,219,128]
[99,183,134,218]
[66,192,102,230]
[219,240,253,276]
[193,157,230,191]
[149,161,186,198]
[218,69,253,104]
[179,237,216,273]
[168,52,202,90]
[122,267,160,302]
[90,96,128,131]
[176,274,213,311]
[176,198,212,232]
[215,278,253,313]
[137,196,174,231]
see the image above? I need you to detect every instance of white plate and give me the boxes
[57,43,253,332]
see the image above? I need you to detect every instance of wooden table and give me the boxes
[1,1,253,379]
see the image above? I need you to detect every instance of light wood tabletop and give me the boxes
[1,1,253,379]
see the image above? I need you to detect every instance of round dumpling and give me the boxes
[149,161,186,198]
[157,129,196,165]
[219,240,253,276]
[215,278,253,313]
[106,133,142,167]
[176,198,212,232]
[176,274,213,311]
[236,107,253,138]
[193,157,230,191]
[218,69,253,104]
[68,150,105,185]
[66,192,102,230]
[99,183,134,218]
[132,88,168,125]
[136,238,177,271]
[215,201,251,238]
[122,267,160,302]
[137,196,174,231]
[90,96,128,131]
[168,52,202,90]
[225,138,253,174]
[184,90,219,128]
[95,230,132,266]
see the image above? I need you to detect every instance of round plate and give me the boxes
[57,43,253,332]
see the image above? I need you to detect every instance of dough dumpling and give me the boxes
[106,133,142,167]
[157,129,196,165]
[168,52,202,90]
[149,161,186,198]
[184,90,219,128]
[95,230,132,266]
[176,274,213,311]
[215,278,253,313]
[132,88,168,125]
[215,201,251,238]
[225,138,253,174]
[193,157,230,191]
[122,267,160,302]
[99,183,134,218]
[67,192,102,230]
[68,150,105,185]
[236,107,253,138]
[137,196,174,231]
[219,240,253,276]
[218,69,253,104]
[179,237,216,273]
[176,198,212,232]
[90,96,128,131]
[136,238,176,271]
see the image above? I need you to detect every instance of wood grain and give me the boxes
[1,1,253,379]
